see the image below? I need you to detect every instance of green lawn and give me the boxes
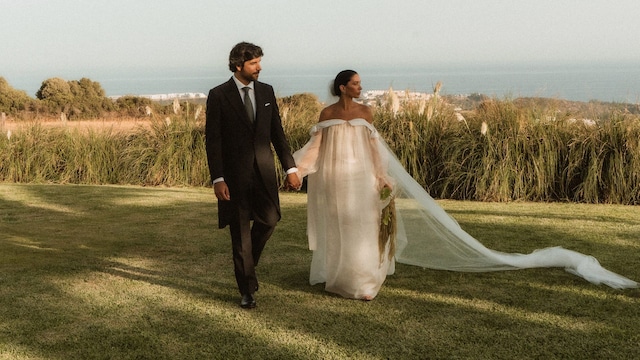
[1,184,638,359]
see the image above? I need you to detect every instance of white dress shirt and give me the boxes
[232,75,256,117]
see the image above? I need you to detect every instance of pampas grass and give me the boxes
[0,115,207,186]
[372,91,640,204]
[123,116,209,186]
[2,93,639,204]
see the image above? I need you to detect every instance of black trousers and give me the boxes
[227,166,278,295]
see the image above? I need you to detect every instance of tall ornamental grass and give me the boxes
[373,93,640,204]
[0,123,126,184]
[0,115,208,186]
[274,93,321,180]
[566,117,640,203]
[375,86,454,193]
[277,93,322,150]
[123,117,209,186]
[2,94,640,204]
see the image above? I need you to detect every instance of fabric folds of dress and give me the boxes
[294,119,394,299]
[294,119,638,292]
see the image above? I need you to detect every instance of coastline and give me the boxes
[5,61,640,104]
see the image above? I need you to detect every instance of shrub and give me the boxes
[68,78,114,117]
[36,77,114,119]
[0,77,35,114]
[115,96,157,117]
[36,77,73,113]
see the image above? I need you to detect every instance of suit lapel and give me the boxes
[222,78,254,129]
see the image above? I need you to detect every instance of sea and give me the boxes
[6,61,640,104]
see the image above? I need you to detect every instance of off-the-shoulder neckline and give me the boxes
[309,119,378,136]
[318,118,369,123]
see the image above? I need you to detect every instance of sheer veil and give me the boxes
[380,136,638,289]
[294,119,638,290]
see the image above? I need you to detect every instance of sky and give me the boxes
[2,0,640,92]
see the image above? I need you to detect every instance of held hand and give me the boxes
[213,181,231,201]
[286,172,302,191]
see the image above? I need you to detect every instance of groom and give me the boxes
[205,42,301,309]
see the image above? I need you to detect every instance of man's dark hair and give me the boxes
[228,42,264,72]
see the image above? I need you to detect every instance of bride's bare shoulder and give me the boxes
[358,103,374,123]
[318,104,339,122]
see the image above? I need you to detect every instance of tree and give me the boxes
[36,77,113,118]
[68,77,113,117]
[36,77,73,113]
[0,77,33,114]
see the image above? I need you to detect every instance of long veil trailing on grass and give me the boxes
[295,119,638,289]
[381,133,638,289]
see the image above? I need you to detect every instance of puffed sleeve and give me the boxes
[292,125,324,180]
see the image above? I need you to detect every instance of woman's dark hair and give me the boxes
[228,42,264,72]
[331,70,358,96]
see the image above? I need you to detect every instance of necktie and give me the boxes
[242,86,254,123]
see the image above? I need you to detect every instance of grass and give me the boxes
[1,184,638,359]
[374,95,640,204]
[3,95,640,204]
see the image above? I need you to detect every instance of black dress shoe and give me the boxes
[240,293,256,309]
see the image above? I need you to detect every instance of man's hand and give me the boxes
[214,181,231,200]
[285,172,302,191]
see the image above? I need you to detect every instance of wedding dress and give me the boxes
[293,119,638,299]
[293,119,395,299]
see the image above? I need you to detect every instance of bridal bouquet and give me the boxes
[379,186,397,264]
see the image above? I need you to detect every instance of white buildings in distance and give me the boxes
[109,89,433,104]
[359,89,435,107]
[109,93,207,101]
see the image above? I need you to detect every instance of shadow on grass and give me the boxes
[1,184,638,359]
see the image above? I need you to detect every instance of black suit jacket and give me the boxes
[205,77,296,228]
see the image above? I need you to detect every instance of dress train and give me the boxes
[295,119,638,292]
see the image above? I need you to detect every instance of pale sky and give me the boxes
[2,0,640,87]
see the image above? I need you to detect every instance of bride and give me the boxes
[293,70,638,301]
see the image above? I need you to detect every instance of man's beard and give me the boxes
[239,71,259,83]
